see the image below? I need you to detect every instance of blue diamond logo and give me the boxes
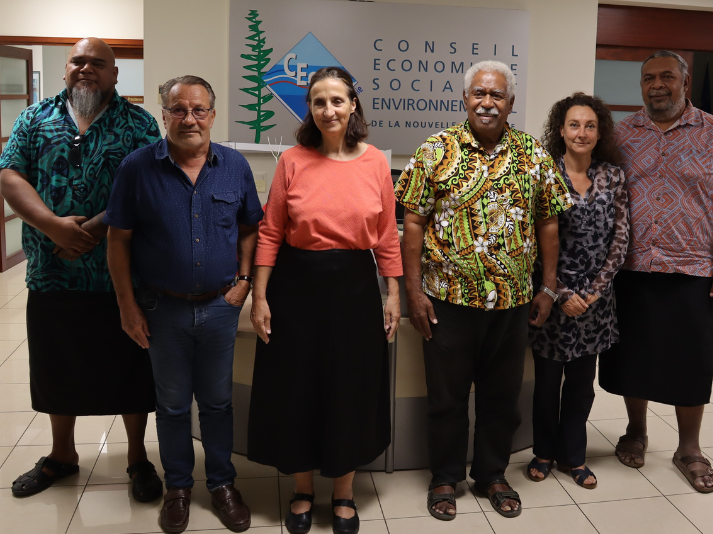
[262,32,361,122]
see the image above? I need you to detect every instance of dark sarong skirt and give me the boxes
[247,245,391,478]
[27,290,156,415]
[599,269,713,407]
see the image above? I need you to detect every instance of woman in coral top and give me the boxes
[248,67,402,534]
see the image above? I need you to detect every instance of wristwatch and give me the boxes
[234,275,253,285]
[539,285,558,302]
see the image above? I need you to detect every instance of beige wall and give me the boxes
[143,0,230,140]
[144,0,599,155]
[0,0,143,39]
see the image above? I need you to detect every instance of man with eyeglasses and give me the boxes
[105,75,263,533]
[0,38,162,501]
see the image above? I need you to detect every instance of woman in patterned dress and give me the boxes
[527,93,629,489]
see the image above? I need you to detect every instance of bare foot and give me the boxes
[488,483,519,513]
[431,484,456,516]
[572,464,597,486]
[675,450,713,490]
[529,457,552,480]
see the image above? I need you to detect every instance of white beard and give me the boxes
[70,84,102,119]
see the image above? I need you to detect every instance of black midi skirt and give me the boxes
[27,290,156,416]
[247,245,391,477]
[598,269,713,406]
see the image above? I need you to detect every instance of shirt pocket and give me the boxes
[212,191,241,228]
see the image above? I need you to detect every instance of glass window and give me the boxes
[1,99,28,137]
[594,60,643,107]
[0,57,28,95]
[5,217,23,256]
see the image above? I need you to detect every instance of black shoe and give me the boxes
[285,492,314,534]
[127,460,163,502]
[332,496,359,534]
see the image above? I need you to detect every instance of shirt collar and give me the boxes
[630,99,701,129]
[55,88,124,123]
[155,138,219,166]
[458,120,511,155]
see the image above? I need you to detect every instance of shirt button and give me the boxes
[195,238,200,242]
[195,214,199,218]
[194,191,197,195]
[653,220,658,225]
[656,196,661,201]
[196,262,201,266]
[652,240,658,246]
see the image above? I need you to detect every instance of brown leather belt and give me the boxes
[142,283,232,301]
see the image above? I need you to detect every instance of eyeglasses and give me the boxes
[162,107,213,120]
[68,134,84,168]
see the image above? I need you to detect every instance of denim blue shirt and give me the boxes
[104,139,263,294]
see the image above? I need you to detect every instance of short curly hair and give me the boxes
[541,92,621,166]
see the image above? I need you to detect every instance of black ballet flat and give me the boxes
[285,492,314,534]
[332,496,359,534]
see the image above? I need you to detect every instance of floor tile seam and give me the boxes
[576,494,673,507]
[638,466,704,534]
[66,426,114,534]
[546,456,602,533]
[368,471,389,524]
[661,492,704,534]
[587,419,617,449]
[382,509,486,521]
[6,411,38,454]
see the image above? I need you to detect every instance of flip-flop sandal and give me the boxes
[673,454,713,494]
[127,460,163,502]
[12,456,79,497]
[559,465,597,489]
[474,478,522,518]
[615,434,648,468]
[427,482,456,521]
[526,457,553,482]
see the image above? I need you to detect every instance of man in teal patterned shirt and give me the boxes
[0,38,162,501]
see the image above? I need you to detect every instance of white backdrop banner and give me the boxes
[229,0,529,154]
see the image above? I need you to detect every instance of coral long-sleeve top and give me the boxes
[255,144,403,277]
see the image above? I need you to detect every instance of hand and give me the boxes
[46,215,100,256]
[53,246,81,261]
[584,293,599,305]
[80,216,108,240]
[561,294,589,318]
[119,300,150,349]
[407,292,437,340]
[251,297,272,343]
[529,291,556,326]
[224,281,250,307]
[384,293,401,341]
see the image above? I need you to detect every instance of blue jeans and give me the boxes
[136,287,241,490]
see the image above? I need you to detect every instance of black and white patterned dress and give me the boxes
[530,159,629,362]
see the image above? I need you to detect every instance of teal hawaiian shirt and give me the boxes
[0,90,161,291]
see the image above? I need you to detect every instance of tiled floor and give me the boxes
[1,260,712,533]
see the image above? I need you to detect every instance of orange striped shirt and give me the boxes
[255,144,403,277]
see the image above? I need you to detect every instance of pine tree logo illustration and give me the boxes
[236,10,275,143]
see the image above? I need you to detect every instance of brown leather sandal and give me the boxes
[673,453,713,494]
[615,434,648,468]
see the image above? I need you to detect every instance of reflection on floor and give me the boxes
[1,261,712,534]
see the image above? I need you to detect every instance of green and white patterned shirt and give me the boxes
[0,89,161,292]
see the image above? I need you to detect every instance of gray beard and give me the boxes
[645,94,686,124]
[70,85,102,119]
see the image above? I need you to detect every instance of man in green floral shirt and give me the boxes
[396,60,571,520]
[0,38,162,501]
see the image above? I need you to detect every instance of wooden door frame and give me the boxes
[0,44,32,270]
[0,37,143,59]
